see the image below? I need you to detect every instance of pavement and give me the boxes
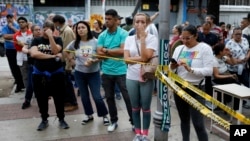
[0,56,241,141]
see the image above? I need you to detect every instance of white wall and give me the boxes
[220,5,250,26]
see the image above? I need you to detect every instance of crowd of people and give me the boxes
[169,13,250,141]
[2,8,250,141]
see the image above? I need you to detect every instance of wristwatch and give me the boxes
[190,68,194,73]
[105,49,109,54]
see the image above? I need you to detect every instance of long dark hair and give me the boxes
[74,21,93,49]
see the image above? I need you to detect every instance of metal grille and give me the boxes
[91,0,136,6]
[1,0,32,4]
[220,0,250,5]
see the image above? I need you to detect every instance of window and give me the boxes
[220,0,250,5]
[91,0,136,6]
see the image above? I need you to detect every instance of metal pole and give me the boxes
[153,0,170,141]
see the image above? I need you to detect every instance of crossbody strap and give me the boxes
[175,46,184,74]
[135,36,141,56]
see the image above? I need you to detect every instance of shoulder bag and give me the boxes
[135,37,158,80]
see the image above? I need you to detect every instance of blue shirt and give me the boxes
[197,31,219,47]
[2,23,19,49]
[97,27,128,75]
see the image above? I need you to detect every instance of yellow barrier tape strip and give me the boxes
[156,66,231,130]
[63,50,156,66]
[161,65,250,125]
[64,49,250,126]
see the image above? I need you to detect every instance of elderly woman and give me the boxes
[170,25,213,141]
[225,27,250,87]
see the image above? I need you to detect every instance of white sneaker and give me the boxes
[107,122,118,132]
[141,136,150,141]
[132,134,141,141]
[103,116,110,126]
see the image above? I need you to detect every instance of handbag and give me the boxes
[141,56,158,80]
[135,37,158,80]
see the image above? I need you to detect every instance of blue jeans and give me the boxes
[24,64,34,102]
[74,70,108,117]
[102,74,133,124]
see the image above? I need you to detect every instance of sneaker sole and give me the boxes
[81,118,94,125]
[103,122,110,126]
[107,124,118,132]
[37,124,49,131]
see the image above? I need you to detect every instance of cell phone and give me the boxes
[170,58,177,64]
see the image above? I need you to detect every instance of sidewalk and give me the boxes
[0,56,227,141]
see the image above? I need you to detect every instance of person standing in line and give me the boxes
[205,15,223,44]
[64,21,109,126]
[91,19,103,39]
[170,25,213,141]
[197,22,219,109]
[29,21,69,131]
[2,14,25,92]
[13,17,33,94]
[226,27,250,87]
[124,13,158,141]
[52,15,78,112]
[169,24,182,57]
[97,9,133,132]
[21,24,42,109]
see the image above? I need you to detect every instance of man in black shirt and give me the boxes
[29,21,69,131]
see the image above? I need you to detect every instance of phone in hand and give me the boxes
[170,58,177,64]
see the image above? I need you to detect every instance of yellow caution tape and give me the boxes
[156,66,231,130]
[160,65,250,125]
[63,50,250,127]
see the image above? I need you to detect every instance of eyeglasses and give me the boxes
[18,21,26,24]
[180,35,194,41]
[234,33,242,36]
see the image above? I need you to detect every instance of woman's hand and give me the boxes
[179,61,192,72]
[170,61,179,70]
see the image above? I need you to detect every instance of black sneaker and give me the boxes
[59,120,69,129]
[81,115,94,125]
[37,120,48,131]
[22,101,31,109]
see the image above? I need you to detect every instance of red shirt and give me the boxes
[13,29,33,51]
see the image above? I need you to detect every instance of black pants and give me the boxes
[102,74,133,124]
[64,71,78,105]
[62,62,78,106]
[5,49,24,89]
[173,86,208,141]
[33,73,65,121]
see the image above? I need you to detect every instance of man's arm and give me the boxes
[45,28,62,54]
[2,26,14,40]
[29,45,58,59]
[101,44,125,57]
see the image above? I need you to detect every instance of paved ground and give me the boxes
[1,56,246,141]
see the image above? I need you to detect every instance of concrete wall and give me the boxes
[33,7,85,26]
[220,5,250,26]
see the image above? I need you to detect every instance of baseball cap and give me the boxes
[6,14,14,18]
